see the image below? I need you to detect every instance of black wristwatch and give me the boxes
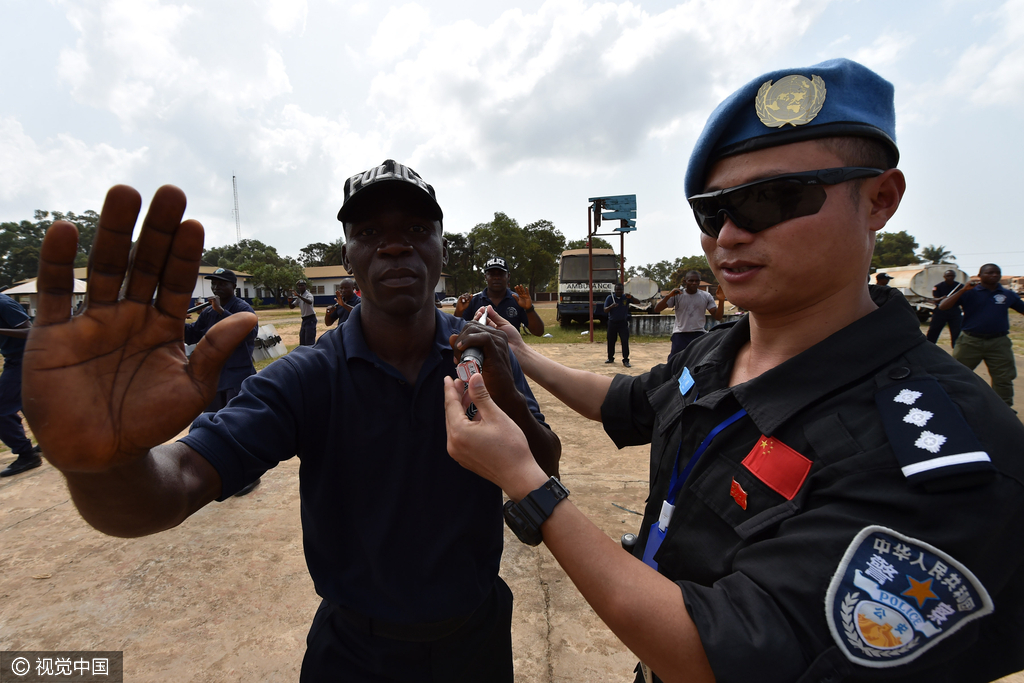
[503,477,570,546]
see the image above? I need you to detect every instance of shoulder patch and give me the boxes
[874,379,994,488]
[825,526,993,669]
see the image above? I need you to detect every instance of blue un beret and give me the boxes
[684,58,898,198]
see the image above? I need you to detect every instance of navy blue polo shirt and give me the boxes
[184,296,258,391]
[462,288,529,331]
[332,294,360,326]
[0,294,28,361]
[181,306,548,623]
[957,285,1024,335]
[604,294,630,323]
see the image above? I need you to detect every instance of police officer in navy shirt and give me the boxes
[0,293,40,477]
[22,162,560,683]
[323,277,359,327]
[454,257,545,336]
[604,282,636,367]
[939,263,1024,407]
[184,268,258,412]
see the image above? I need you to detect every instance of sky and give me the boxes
[2,0,1022,277]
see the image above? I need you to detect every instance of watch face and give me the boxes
[503,499,543,546]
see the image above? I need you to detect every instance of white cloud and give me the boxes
[900,0,1024,123]
[363,0,830,175]
[0,116,147,206]
[369,4,433,63]
[264,0,307,34]
[853,31,915,69]
[55,0,293,126]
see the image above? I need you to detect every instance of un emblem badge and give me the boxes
[755,74,826,128]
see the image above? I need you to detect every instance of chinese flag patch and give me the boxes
[730,479,748,509]
[741,436,812,500]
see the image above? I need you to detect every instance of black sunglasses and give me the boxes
[688,167,885,238]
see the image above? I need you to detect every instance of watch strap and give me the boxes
[503,477,569,546]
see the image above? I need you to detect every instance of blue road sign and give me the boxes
[589,194,637,210]
[601,210,636,221]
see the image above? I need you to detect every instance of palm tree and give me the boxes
[918,244,954,264]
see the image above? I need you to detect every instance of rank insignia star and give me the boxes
[902,575,940,609]
[730,479,748,510]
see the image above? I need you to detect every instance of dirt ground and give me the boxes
[2,316,1023,682]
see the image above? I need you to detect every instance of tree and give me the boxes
[298,238,345,268]
[203,239,304,303]
[466,212,565,296]
[323,237,345,266]
[666,256,716,289]
[241,258,306,303]
[872,231,920,269]
[918,244,955,264]
[0,209,100,289]
[443,232,481,295]
[299,242,332,267]
[565,237,613,251]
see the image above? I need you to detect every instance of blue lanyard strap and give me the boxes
[665,408,748,505]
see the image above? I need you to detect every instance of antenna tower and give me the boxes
[232,175,241,243]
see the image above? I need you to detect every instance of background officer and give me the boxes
[289,279,316,345]
[0,292,40,477]
[455,257,545,336]
[926,268,962,347]
[939,263,1024,407]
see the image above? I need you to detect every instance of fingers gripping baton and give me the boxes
[457,323,487,420]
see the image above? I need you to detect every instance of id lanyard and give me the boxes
[640,368,747,571]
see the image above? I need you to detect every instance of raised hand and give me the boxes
[513,285,533,310]
[453,292,472,317]
[22,185,257,474]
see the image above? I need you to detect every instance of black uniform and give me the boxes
[927,280,962,346]
[601,288,1024,683]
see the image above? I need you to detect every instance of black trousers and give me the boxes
[300,315,317,346]
[300,577,514,683]
[0,360,32,458]
[607,319,630,361]
[927,308,962,347]
[669,331,705,360]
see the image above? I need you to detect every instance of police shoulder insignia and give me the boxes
[826,526,992,669]
[755,74,826,128]
[875,378,994,488]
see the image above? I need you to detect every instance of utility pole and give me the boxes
[232,175,242,243]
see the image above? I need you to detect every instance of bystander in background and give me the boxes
[927,268,962,347]
[290,279,316,345]
[604,282,636,368]
[0,292,40,477]
[653,270,725,359]
[940,263,1024,408]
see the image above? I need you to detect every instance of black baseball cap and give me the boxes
[205,268,237,285]
[483,257,509,273]
[875,272,893,281]
[337,159,443,225]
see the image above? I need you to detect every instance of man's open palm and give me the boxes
[22,185,256,473]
